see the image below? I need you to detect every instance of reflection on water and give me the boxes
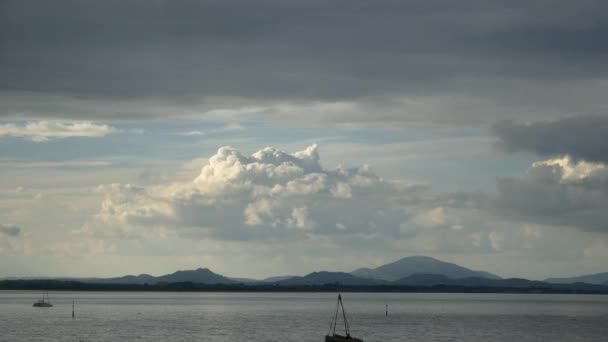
[1,291,607,342]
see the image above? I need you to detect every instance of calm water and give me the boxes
[1,291,607,342]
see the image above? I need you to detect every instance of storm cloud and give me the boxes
[487,157,608,232]
[493,116,608,163]
[3,0,608,123]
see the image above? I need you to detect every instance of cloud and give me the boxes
[3,1,608,126]
[0,224,20,237]
[5,139,607,278]
[1,160,112,168]
[413,207,449,228]
[493,116,608,163]
[492,157,608,232]
[83,144,428,242]
[82,143,608,263]
[178,130,205,136]
[0,121,119,142]
[489,116,608,232]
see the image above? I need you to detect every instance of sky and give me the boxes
[1,0,608,280]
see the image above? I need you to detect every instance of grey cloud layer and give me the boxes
[490,116,608,232]
[0,224,20,237]
[493,116,608,163]
[2,0,608,122]
[492,158,608,232]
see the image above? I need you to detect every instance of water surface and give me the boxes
[1,291,607,341]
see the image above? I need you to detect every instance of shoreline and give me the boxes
[2,280,607,295]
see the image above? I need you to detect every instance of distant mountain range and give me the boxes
[2,256,496,285]
[3,256,607,291]
[262,275,297,283]
[77,268,235,285]
[277,271,386,286]
[545,272,608,285]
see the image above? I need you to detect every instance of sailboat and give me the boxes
[325,294,363,342]
[33,291,53,307]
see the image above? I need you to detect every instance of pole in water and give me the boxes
[385,304,388,317]
[72,301,75,319]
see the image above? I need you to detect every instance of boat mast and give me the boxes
[329,295,340,335]
[339,294,351,336]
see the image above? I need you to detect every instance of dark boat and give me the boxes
[33,291,53,307]
[325,294,364,342]
[326,334,363,342]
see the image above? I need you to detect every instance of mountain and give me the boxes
[545,272,608,285]
[155,268,234,284]
[82,268,235,285]
[393,274,556,288]
[92,274,156,284]
[228,277,261,284]
[392,273,452,286]
[262,275,297,282]
[352,256,501,281]
[3,275,607,293]
[475,271,502,279]
[276,271,385,286]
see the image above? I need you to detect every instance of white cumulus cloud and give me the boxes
[83,144,426,242]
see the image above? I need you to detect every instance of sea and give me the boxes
[1,291,607,342]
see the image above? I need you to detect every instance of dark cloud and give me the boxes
[486,157,608,232]
[0,224,20,237]
[2,0,608,121]
[493,116,608,163]
[494,179,608,232]
[419,156,608,233]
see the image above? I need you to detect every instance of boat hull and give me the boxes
[33,302,53,307]
[325,334,363,342]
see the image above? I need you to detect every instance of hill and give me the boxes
[155,268,234,284]
[392,273,608,291]
[3,275,607,294]
[352,256,501,281]
[82,268,234,285]
[262,275,297,282]
[545,272,608,285]
[276,271,385,286]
